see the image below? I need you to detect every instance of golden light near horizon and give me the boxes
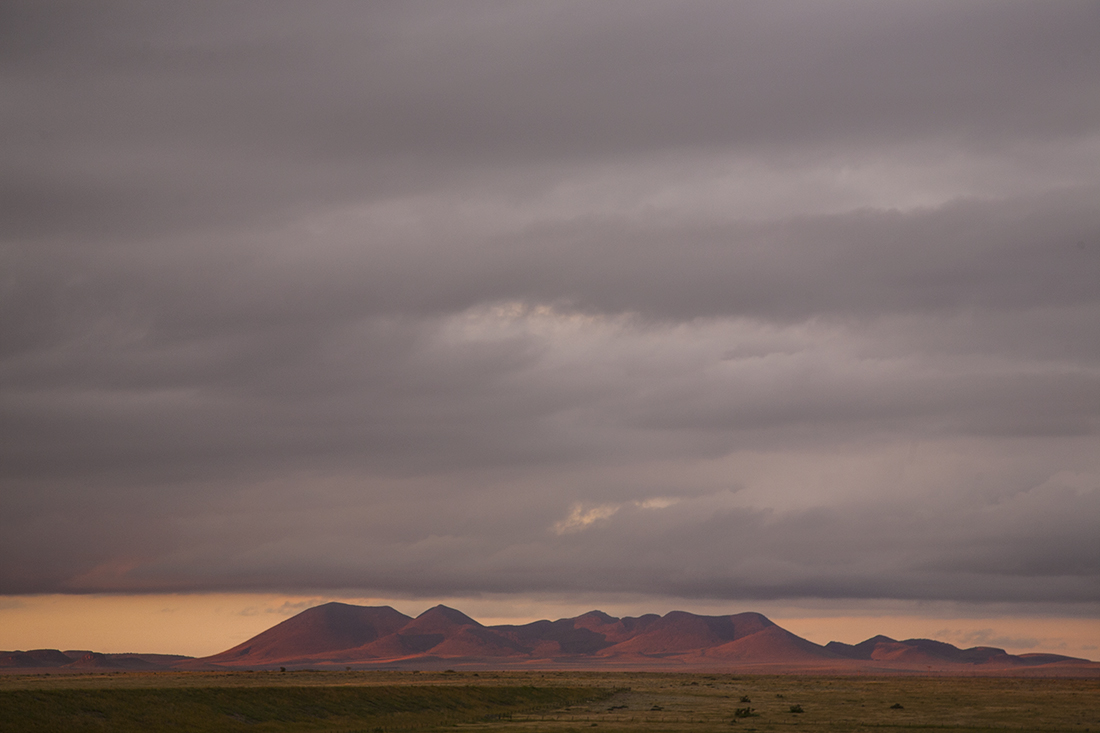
[1,594,1096,661]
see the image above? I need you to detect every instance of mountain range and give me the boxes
[4,603,1096,676]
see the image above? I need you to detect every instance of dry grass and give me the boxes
[1,670,1096,732]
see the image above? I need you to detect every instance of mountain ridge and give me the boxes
[193,603,1098,675]
[4,603,1096,677]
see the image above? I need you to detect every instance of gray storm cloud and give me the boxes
[1,1,1098,608]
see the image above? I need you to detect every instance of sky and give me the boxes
[1,1,1098,658]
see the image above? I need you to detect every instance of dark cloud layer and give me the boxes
[2,2,1098,609]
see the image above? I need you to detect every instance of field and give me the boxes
[0,670,1097,732]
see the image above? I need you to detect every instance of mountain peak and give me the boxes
[576,610,617,623]
[408,605,481,630]
[204,603,411,663]
[190,603,1097,674]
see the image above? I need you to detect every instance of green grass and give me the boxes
[0,684,613,732]
[1,672,1096,732]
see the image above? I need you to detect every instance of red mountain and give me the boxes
[189,603,1098,676]
[12,604,1091,676]
[205,602,411,665]
[602,611,776,656]
[328,605,527,662]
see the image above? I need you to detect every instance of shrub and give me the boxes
[789,704,804,714]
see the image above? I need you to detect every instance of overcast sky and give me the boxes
[2,1,1098,623]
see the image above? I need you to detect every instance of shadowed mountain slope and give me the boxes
[825,636,1088,668]
[182,603,1099,675]
[330,605,528,661]
[0,649,75,668]
[0,649,191,671]
[705,623,840,663]
[603,611,780,656]
[205,602,411,664]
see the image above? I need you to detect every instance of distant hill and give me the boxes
[4,603,1096,676]
[195,603,1098,675]
[0,649,190,671]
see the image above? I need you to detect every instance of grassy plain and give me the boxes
[0,670,1096,732]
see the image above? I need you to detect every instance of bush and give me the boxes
[789,704,804,713]
[733,707,757,718]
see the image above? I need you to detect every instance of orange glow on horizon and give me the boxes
[0,593,1096,660]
